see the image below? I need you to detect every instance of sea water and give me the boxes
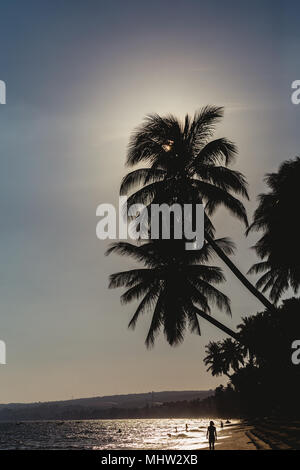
[0,418,235,450]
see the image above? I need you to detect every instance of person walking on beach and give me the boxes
[206,421,217,450]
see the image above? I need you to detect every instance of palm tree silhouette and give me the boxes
[120,106,273,310]
[221,338,245,373]
[107,239,239,346]
[204,338,244,378]
[248,157,300,303]
[204,341,229,377]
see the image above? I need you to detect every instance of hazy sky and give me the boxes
[0,0,299,403]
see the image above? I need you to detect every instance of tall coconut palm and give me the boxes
[120,106,273,310]
[248,157,300,303]
[107,239,239,347]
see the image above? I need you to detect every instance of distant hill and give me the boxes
[0,390,213,421]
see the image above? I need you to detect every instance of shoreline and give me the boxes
[201,423,271,450]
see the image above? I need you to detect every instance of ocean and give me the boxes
[0,418,233,450]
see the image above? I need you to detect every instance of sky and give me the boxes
[0,0,299,403]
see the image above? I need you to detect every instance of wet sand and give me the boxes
[202,423,271,450]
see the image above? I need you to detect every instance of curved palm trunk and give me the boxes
[193,307,239,342]
[194,308,260,359]
[205,232,274,311]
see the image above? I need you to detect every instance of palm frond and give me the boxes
[120,168,166,195]
[247,261,270,275]
[145,292,165,348]
[190,278,231,315]
[189,106,224,151]
[128,283,161,329]
[106,242,161,267]
[121,281,155,304]
[193,164,249,199]
[193,138,237,166]
[108,269,155,289]
[184,302,201,336]
[195,180,248,226]
[184,264,225,283]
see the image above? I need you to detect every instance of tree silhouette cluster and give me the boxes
[108,106,275,346]
[107,108,300,418]
[205,299,300,417]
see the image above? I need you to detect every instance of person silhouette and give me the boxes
[185,423,188,432]
[206,421,217,450]
[220,420,224,429]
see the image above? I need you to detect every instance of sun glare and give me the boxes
[162,140,173,152]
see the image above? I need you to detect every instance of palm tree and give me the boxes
[120,106,274,310]
[204,338,244,378]
[248,157,300,303]
[204,341,228,377]
[106,239,239,347]
[221,338,244,373]
[236,316,257,365]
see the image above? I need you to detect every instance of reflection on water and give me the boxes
[0,418,236,450]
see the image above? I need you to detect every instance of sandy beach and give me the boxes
[202,423,272,450]
[202,419,300,450]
